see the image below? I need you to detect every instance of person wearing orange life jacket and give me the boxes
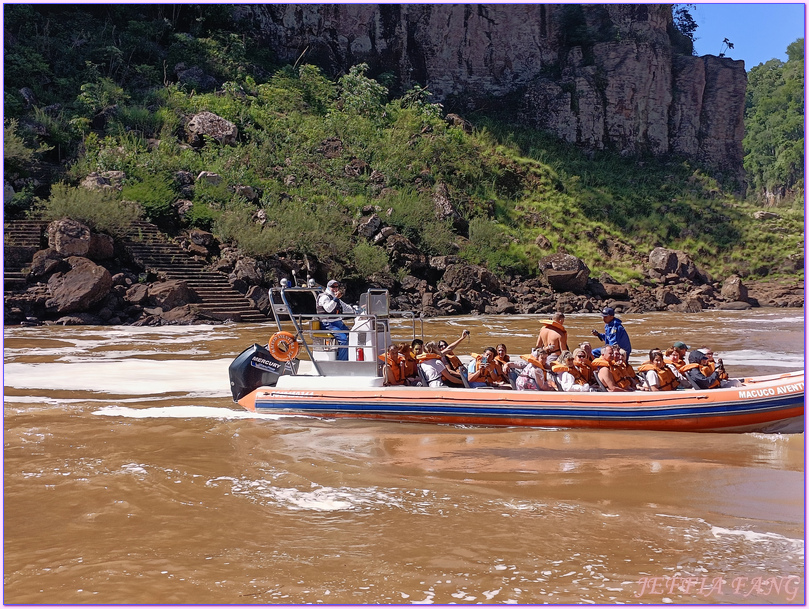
[671,341,689,361]
[514,348,556,391]
[417,341,464,387]
[696,347,742,388]
[664,347,686,371]
[682,350,721,389]
[438,329,471,373]
[398,342,421,385]
[591,345,633,392]
[698,347,729,380]
[468,346,508,388]
[380,344,406,386]
[536,312,569,362]
[662,348,690,388]
[638,350,681,392]
[494,343,513,379]
[613,348,639,390]
[577,342,594,363]
[573,347,598,385]
[551,350,594,392]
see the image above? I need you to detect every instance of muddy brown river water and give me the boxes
[3,309,805,604]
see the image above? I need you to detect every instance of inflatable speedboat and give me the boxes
[229,287,804,433]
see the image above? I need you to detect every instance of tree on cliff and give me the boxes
[671,4,698,55]
[743,39,804,203]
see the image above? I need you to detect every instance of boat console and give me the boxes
[229,286,417,401]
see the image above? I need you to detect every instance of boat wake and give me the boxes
[93,405,290,420]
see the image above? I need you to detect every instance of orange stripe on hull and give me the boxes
[240,371,805,432]
[255,406,804,433]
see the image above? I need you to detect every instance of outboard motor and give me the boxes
[228,343,299,402]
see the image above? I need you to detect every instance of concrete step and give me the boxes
[117,221,269,323]
[195,298,254,306]
[3,220,48,248]
[192,288,243,295]
[2,219,270,323]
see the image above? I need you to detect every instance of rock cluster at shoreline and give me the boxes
[4,218,803,327]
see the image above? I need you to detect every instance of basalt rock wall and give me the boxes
[236,3,745,174]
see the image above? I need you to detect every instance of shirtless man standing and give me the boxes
[536,311,569,362]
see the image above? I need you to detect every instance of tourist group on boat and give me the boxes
[311,278,735,393]
[380,307,733,393]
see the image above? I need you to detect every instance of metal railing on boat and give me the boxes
[266,286,419,377]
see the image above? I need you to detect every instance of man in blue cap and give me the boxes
[591,306,631,358]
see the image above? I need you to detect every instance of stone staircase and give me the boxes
[4,220,49,290]
[3,219,268,323]
[120,221,268,322]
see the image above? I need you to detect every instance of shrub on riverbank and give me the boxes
[33,183,142,236]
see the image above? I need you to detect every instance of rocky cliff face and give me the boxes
[235,3,745,174]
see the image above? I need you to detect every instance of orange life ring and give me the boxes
[268,331,300,361]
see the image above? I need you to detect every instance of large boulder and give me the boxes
[196,171,222,185]
[720,275,749,302]
[433,182,468,235]
[647,247,702,282]
[174,63,218,91]
[538,253,590,293]
[356,213,382,239]
[46,256,112,314]
[160,304,207,324]
[48,218,91,257]
[492,296,517,314]
[147,280,198,310]
[245,285,271,314]
[88,232,115,260]
[654,286,681,307]
[186,111,238,147]
[384,234,428,272]
[80,171,125,192]
[189,229,215,247]
[602,283,630,300]
[55,312,104,325]
[440,263,501,294]
[717,300,753,310]
[28,248,65,280]
[124,283,149,305]
[229,257,263,287]
[648,247,679,275]
[672,297,704,313]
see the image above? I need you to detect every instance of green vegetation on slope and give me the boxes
[4,5,803,288]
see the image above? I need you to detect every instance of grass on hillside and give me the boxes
[25,64,803,285]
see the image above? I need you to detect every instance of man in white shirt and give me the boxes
[316,279,354,360]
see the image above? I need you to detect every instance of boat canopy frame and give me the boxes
[267,286,420,377]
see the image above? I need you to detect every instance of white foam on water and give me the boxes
[208,476,401,512]
[4,394,171,405]
[57,348,212,361]
[3,324,241,360]
[4,359,233,395]
[711,526,805,551]
[121,462,149,475]
[94,405,286,420]
[715,349,804,368]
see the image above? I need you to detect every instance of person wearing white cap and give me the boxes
[316,279,354,360]
[591,306,631,358]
